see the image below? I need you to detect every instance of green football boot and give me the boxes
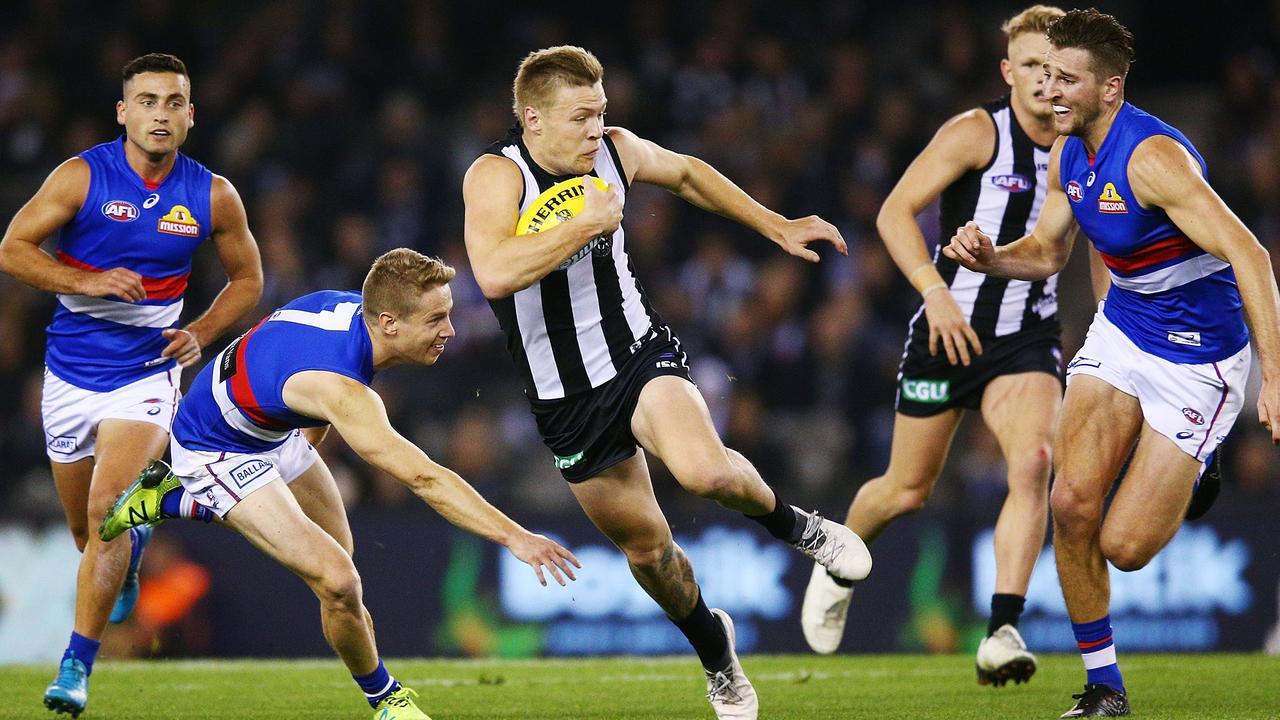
[372,687,433,720]
[99,459,182,542]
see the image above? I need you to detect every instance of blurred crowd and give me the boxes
[1,0,1277,525]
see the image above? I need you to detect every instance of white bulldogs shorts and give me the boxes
[170,430,319,517]
[1066,305,1250,463]
[42,366,181,463]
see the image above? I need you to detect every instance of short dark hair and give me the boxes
[122,53,189,85]
[1046,8,1135,79]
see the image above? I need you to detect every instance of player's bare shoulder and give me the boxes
[604,126,649,177]
[463,151,522,207]
[603,125,640,146]
[463,153,523,198]
[43,156,92,206]
[209,174,248,228]
[1127,134,1201,187]
[932,108,999,170]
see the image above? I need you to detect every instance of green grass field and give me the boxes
[1,654,1277,719]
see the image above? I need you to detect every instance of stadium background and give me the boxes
[0,0,1276,664]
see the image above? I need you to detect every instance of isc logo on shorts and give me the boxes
[901,379,950,403]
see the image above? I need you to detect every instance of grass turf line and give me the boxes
[1,653,1276,719]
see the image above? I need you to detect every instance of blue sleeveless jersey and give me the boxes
[1060,103,1248,363]
[46,138,213,390]
[172,291,374,453]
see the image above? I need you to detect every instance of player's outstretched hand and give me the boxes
[942,221,996,272]
[579,175,623,238]
[77,266,146,302]
[507,531,581,587]
[923,288,983,366]
[775,215,847,263]
[1258,376,1280,445]
[161,327,202,368]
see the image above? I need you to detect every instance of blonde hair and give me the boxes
[1002,4,1066,39]
[362,249,455,320]
[512,45,604,124]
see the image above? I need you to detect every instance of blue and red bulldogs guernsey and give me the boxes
[46,137,212,390]
[172,291,375,453]
[1059,102,1248,363]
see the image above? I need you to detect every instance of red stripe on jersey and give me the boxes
[55,251,189,299]
[1077,636,1113,650]
[1098,235,1201,274]
[228,320,290,430]
[142,272,189,300]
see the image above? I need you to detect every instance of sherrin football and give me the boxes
[515,176,610,236]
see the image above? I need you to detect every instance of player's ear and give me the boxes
[378,311,398,337]
[523,105,541,133]
[116,100,126,127]
[1103,74,1123,104]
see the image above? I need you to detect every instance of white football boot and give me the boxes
[976,624,1037,686]
[705,609,758,720]
[790,508,872,582]
[800,562,854,654]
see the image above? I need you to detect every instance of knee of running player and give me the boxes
[1005,442,1053,492]
[1049,477,1105,534]
[86,491,132,551]
[1099,526,1159,572]
[618,534,679,573]
[861,472,934,518]
[670,451,741,501]
[312,557,365,613]
[65,515,91,553]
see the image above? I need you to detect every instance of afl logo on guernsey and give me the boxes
[1066,180,1084,203]
[101,200,139,222]
[990,174,1031,192]
[157,205,201,237]
[1098,182,1128,214]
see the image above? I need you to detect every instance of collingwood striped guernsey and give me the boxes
[918,95,1059,339]
[485,127,659,400]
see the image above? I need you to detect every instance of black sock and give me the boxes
[988,593,1026,636]
[672,590,731,673]
[745,491,802,542]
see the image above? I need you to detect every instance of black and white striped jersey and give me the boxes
[916,96,1059,339]
[484,128,659,400]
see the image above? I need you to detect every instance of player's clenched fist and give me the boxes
[942,221,996,272]
[580,175,624,238]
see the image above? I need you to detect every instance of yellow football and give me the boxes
[515,176,610,236]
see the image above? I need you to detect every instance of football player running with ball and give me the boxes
[462,45,870,720]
